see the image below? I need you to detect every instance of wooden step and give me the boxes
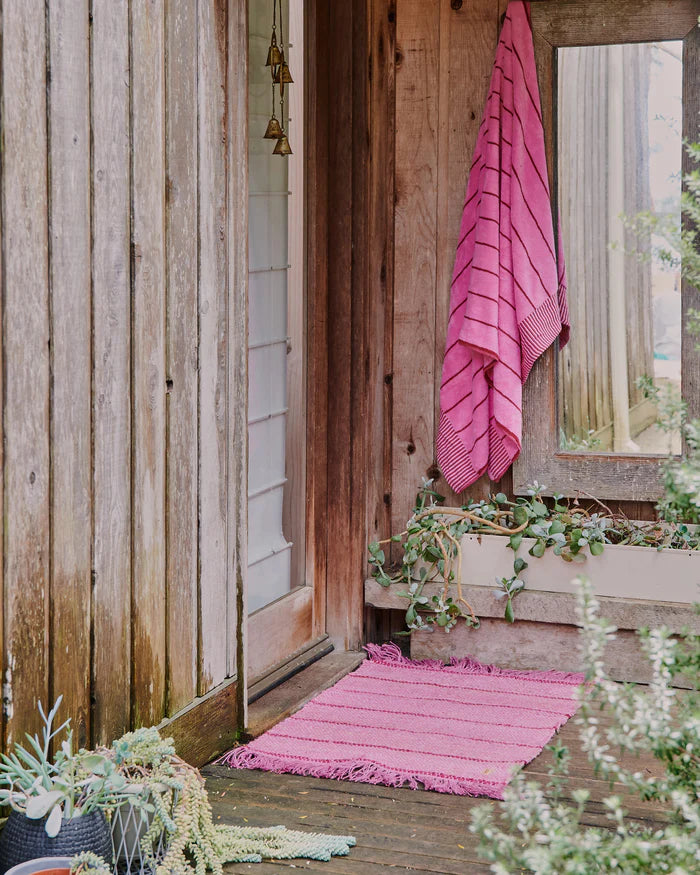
[246,650,366,738]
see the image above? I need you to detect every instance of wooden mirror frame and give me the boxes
[513,0,700,500]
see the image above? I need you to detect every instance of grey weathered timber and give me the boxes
[226,0,249,713]
[198,0,230,696]
[130,0,167,727]
[165,0,199,717]
[91,0,132,745]
[48,0,92,750]
[1,0,51,749]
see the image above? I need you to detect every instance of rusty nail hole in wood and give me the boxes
[427,464,441,481]
[388,10,395,23]
[384,373,393,385]
[407,442,416,455]
[383,493,392,506]
[29,472,36,485]
[166,378,174,392]
[451,0,463,9]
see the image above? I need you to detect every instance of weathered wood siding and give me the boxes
[0,0,247,749]
[367,0,662,549]
[366,0,511,555]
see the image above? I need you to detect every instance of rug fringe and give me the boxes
[219,747,507,799]
[363,642,584,684]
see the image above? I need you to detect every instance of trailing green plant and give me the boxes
[0,696,129,837]
[70,852,112,875]
[470,576,700,874]
[106,728,354,873]
[369,480,700,632]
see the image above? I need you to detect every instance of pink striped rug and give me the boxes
[220,644,584,799]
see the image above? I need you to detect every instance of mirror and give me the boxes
[557,41,683,455]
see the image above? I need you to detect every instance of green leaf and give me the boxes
[45,802,63,837]
[495,493,507,504]
[530,540,546,558]
[26,789,65,820]
[513,557,528,574]
[590,540,604,556]
[513,506,529,526]
[549,519,565,535]
[504,599,515,624]
[532,500,548,517]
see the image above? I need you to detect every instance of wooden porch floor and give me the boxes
[204,701,670,875]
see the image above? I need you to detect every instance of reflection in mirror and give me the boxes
[557,41,682,455]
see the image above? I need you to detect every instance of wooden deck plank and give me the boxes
[205,688,676,872]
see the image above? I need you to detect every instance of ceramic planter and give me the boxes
[4,857,72,875]
[0,810,112,874]
[456,532,700,603]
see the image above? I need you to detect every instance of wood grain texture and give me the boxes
[366,0,396,551]
[306,0,329,643]
[246,650,365,738]
[226,0,248,720]
[391,0,439,533]
[164,0,199,716]
[47,0,92,748]
[530,0,699,46]
[434,0,500,508]
[91,0,132,744]
[247,587,314,683]
[161,675,238,768]
[198,0,230,695]
[130,0,167,727]
[1,0,51,748]
[324,0,367,651]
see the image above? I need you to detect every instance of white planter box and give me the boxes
[457,533,700,604]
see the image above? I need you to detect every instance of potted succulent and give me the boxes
[0,697,124,871]
[105,727,222,874]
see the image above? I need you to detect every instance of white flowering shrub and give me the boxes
[470,576,700,874]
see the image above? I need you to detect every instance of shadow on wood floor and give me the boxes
[204,702,669,874]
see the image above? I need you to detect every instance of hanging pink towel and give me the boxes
[437,0,569,492]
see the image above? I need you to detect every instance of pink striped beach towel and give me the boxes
[437,0,569,492]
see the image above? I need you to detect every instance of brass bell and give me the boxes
[273,133,292,156]
[263,115,283,139]
[273,60,293,95]
[265,32,283,67]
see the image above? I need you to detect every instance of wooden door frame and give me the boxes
[247,0,371,681]
[306,0,373,653]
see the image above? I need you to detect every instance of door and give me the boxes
[246,0,322,681]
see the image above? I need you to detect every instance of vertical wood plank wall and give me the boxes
[365,0,659,648]
[367,0,510,553]
[0,0,246,749]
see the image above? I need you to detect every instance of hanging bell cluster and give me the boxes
[263,0,293,155]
